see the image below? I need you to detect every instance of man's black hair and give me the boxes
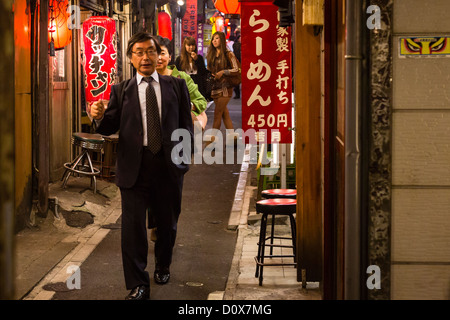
[126,32,162,58]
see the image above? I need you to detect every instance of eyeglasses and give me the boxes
[132,49,157,57]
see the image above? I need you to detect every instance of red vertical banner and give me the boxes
[241,1,292,143]
[83,16,117,103]
[182,0,197,42]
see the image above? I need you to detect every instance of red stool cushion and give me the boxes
[256,198,297,215]
[261,188,296,199]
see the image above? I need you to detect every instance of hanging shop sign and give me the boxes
[48,0,72,51]
[400,36,450,57]
[83,16,117,103]
[182,0,197,42]
[241,1,293,144]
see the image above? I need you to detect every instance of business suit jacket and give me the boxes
[96,74,193,188]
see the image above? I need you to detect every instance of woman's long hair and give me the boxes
[179,36,197,72]
[206,31,229,73]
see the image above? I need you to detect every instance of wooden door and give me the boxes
[323,0,346,299]
[295,3,322,284]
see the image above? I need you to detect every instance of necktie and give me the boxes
[143,77,162,154]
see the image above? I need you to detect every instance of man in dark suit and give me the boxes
[89,32,193,300]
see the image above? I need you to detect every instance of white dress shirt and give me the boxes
[94,71,162,147]
[136,71,162,146]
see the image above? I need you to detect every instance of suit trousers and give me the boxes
[119,148,183,290]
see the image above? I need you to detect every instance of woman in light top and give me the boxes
[206,31,240,133]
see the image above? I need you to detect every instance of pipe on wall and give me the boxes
[344,0,363,300]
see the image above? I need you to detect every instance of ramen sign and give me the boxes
[241,1,293,144]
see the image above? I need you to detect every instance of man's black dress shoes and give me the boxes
[154,270,170,284]
[125,285,150,300]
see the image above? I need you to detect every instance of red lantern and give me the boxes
[83,16,117,103]
[158,11,172,40]
[48,0,72,50]
[214,0,241,15]
[215,16,225,32]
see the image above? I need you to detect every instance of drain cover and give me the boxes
[61,210,94,228]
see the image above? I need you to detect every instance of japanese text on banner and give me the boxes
[83,17,117,103]
[241,2,292,144]
[182,0,197,41]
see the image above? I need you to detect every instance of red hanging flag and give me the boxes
[83,16,117,103]
[241,1,293,144]
[182,0,197,42]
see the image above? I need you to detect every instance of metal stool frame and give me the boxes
[62,133,104,193]
[254,198,297,286]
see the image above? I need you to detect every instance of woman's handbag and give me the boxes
[227,72,241,87]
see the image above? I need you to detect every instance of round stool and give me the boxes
[254,198,297,286]
[62,132,104,193]
[261,189,296,257]
[261,188,296,199]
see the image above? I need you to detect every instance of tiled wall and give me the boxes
[391,0,450,300]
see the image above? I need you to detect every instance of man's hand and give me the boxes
[89,100,108,120]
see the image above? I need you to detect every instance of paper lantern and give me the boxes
[48,0,72,50]
[214,0,241,15]
[215,16,224,33]
[83,16,117,103]
[158,11,172,40]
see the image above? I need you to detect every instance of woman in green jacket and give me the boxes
[155,36,207,130]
